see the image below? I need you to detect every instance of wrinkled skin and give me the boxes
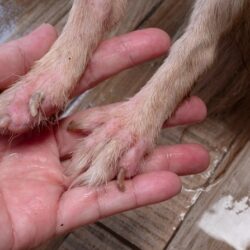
[0,24,209,250]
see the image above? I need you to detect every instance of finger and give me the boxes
[0,24,58,89]
[164,96,207,127]
[56,171,181,234]
[142,144,210,175]
[73,28,171,95]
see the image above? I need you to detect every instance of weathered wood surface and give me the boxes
[59,224,132,250]
[0,0,249,249]
[167,141,250,250]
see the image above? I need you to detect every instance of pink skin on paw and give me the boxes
[66,101,157,189]
[5,71,64,133]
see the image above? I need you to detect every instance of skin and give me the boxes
[0,24,209,250]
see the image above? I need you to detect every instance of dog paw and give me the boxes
[0,43,84,134]
[65,101,158,190]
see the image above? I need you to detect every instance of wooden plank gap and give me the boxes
[207,128,250,187]
[96,222,140,250]
[135,0,166,29]
[53,8,70,28]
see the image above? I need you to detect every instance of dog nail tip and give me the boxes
[29,92,45,117]
[0,115,10,129]
[67,120,81,132]
[117,168,126,192]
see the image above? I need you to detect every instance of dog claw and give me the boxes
[67,121,81,132]
[0,115,10,130]
[67,121,90,135]
[117,168,126,192]
[29,92,45,117]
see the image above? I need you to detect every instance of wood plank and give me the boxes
[35,236,66,250]
[15,0,71,37]
[0,0,163,42]
[58,224,132,250]
[0,0,71,42]
[167,141,250,250]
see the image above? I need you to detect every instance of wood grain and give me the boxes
[59,224,132,250]
[167,142,250,250]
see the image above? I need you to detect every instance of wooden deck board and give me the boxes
[167,142,250,250]
[0,0,249,249]
[59,224,132,250]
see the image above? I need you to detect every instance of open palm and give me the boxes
[0,24,209,250]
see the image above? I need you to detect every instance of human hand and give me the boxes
[0,24,209,250]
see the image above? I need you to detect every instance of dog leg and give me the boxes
[66,0,245,189]
[0,0,127,133]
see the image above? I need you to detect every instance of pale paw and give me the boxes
[65,102,156,190]
[0,56,79,134]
